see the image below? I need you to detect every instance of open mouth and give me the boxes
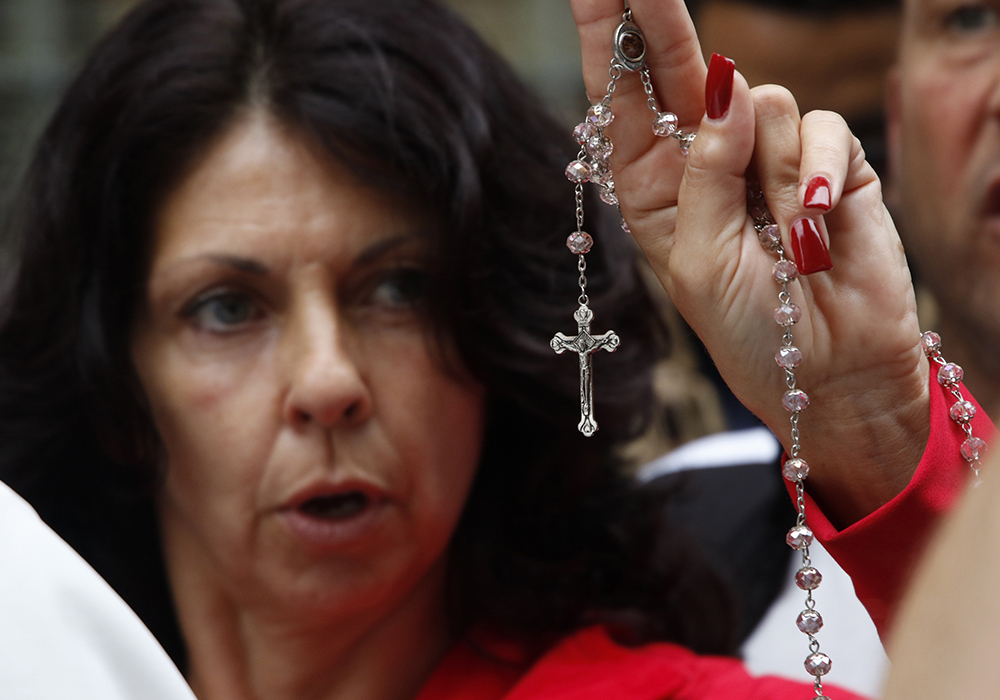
[297,491,370,520]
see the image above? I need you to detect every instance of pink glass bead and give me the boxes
[573,121,597,144]
[782,389,810,413]
[590,162,612,186]
[599,187,618,206]
[620,218,631,234]
[962,436,987,462]
[775,346,802,370]
[587,103,613,128]
[795,566,823,590]
[796,609,823,635]
[772,260,798,283]
[757,224,781,251]
[652,111,679,137]
[586,136,613,160]
[950,400,976,423]
[565,160,592,184]
[805,652,832,677]
[786,525,814,550]
[566,231,594,255]
[921,331,942,356]
[938,362,964,386]
[774,303,801,327]
[782,457,809,482]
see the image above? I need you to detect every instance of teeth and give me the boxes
[299,492,369,519]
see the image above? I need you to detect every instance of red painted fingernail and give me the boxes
[804,176,832,211]
[706,53,735,120]
[791,217,833,274]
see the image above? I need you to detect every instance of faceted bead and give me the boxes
[585,136,613,160]
[758,224,781,251]
[652,111,679,137]
[804,652,832,677]
[795,566,823,590]
[950,400,976,423]
[750,201,771,221]
[772,260,799,283]
[566,231,594,255]
[937,362,964,386]
[565,160,592,183]
[587,103,614,128]
[786,525,814,550]
[782,457,809,482]
[962,436,987,462]
[573,121,598,144]
[774,303,802,327]
[599,187,618,206]
[796,609,823,635]
[782,389,810,413]
[921,331,942,356]
[620,218,631,234]
[775,346,803,370]
[590,161,613,186]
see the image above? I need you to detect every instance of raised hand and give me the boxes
[570,0,928,526]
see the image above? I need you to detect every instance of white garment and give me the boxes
[0,480,195,699]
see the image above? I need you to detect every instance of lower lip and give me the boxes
[279,500,389,552]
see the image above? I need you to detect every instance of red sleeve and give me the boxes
[793,375,996,637]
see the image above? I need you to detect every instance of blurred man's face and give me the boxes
[891,1,1000,354]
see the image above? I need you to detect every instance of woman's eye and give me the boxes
[367,268,428,308]
[182,291,259,331]
[945,5,999,33]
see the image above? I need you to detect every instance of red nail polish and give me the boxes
[791,217,833,274]
[804,176,832,211]
[706,53,735,120]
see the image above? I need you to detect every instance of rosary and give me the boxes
[553,7,987,697]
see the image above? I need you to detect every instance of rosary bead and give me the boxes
[573,121,598,144]
[950,400,977,423]
[782,389,810,413]
[796,609,823,634]
[599,187,618,206]
[757,224,781,251]
[782,457,809,482]
[786,525,814,550]
[937,362,964,387]
[566,231,594,255]
[652,111,679,137]
[795,566,823,591]
[920,330,942,355]
[774,303,802,327]
[587,103,614,128]
[962,436,987,462]
[804,652,832,677]
[565,160,592,184]
[620,218,631,234]
[585,136,613,160]
[590,161,612,186]
[775,346,802,370]
[772,260,799,283]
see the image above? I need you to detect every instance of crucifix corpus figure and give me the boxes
[551,304,620,436]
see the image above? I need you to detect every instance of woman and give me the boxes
[0,0,981,698]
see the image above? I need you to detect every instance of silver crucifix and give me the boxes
[551,304,620,437]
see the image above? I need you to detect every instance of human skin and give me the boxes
[889,0,1000,417]
[571,0,928,528]
[131,112,485,700]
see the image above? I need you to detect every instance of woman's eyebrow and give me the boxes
[354,233,425,266]
[201,254,270,275]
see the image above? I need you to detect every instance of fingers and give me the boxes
[798,110,858,213]
[569,0,706,169]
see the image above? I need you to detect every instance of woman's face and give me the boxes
[131,113,485,622]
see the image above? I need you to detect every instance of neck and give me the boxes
[165,540,452,700]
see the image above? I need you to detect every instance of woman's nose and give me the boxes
[283,301,372,429]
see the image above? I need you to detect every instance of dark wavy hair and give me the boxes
[0,0,737,671]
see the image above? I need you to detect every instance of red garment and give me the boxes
[795,377,996,635]
[419,374,993,700]
[417,625,865,700]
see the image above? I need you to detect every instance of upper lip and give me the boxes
[282,479,389,512]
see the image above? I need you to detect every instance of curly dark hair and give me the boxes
[0,0,738,671]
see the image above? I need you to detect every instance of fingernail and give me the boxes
[706,53,735,120]
[804,176,832,211]
[791,217,833,274]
